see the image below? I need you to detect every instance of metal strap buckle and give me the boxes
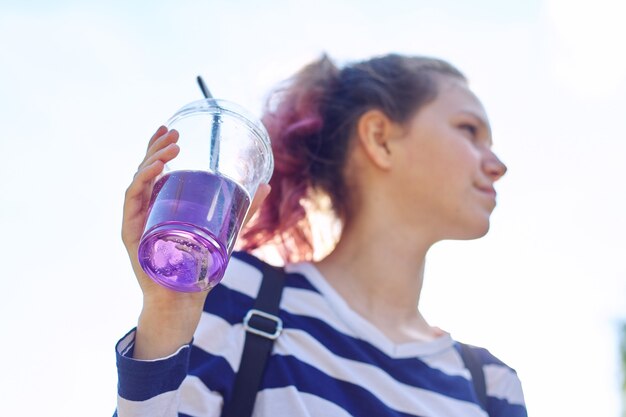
[243,309,283,340]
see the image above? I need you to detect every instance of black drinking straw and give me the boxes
[197,75,220,171]
[196,75,212,99]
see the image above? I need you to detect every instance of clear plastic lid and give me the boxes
[165,98,274,195]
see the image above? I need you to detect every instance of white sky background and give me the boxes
[1,0,625,416]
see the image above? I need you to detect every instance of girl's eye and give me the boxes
[460,123,478,137]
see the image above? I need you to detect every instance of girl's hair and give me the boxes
[240,53,465,262]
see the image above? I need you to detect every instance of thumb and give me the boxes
[243,183,271,227]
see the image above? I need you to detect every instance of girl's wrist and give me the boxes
[133,307,200,360]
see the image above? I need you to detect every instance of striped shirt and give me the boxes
[116,252,527,417]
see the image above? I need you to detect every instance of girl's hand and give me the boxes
[121,126,271,359]
[122,126,181,295]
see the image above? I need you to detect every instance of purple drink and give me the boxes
[138,170,250,292]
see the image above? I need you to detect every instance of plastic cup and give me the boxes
[137,99,273,292]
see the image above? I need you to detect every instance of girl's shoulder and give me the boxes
[453,342,526,416]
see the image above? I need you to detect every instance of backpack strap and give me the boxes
[221,259,286,417]
[459,342,488,412]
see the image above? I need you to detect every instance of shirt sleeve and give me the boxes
[484,363,527,417]
[114,328,192,417]
[472,346,527,417]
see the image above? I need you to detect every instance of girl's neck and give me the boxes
[315,214,441,344]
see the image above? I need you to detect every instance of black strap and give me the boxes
[459,342,488,412]
[221,259,286,417]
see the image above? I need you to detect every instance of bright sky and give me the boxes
[1,1,625,416]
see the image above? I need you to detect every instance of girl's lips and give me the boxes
[476,185,496,196]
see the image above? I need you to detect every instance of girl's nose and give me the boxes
[483,151,507,182]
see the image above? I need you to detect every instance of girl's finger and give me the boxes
[140,142,180,172]
[140,129,180,169]
[146,126,169,152]
[126,160,164,200]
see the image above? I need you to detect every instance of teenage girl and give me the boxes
[116,54,527,417]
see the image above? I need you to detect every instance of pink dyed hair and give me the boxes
[239,56,338,262]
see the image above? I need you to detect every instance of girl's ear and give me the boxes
[355,109,398,170]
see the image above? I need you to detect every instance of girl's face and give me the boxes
[391,77,507,241]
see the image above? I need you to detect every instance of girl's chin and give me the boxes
[450,218,491,241]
